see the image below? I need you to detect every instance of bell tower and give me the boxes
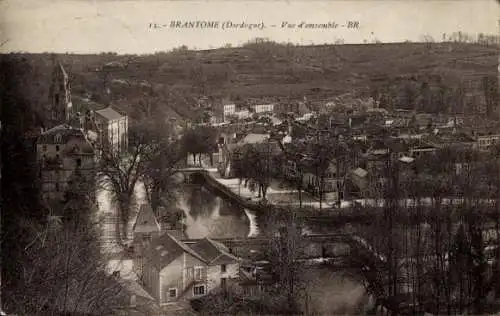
[48,58,73,125]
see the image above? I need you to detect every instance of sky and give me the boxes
[0,0,498,55]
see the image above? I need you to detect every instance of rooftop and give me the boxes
[37,124,95,152]
[188,237,239,265]
[148,233,207,268]
[238,133,270,144]
[352,167,368,178]
[95,106,126,121]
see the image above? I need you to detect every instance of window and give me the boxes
[76,158,82,167]
[56,145,60,152]
[55,183,60,192]
[194,266,204,281]
[193,285,205,296]
[130,294,137,307]
[168,288,177,298]
[42,145,47,151]
[221,264,227,273]
[185,267,194,279]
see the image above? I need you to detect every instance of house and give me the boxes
[140,233,240,306]
[475,131,500,151]
[252,103,274,114]
[234,109,251,120]
[302,160,343,201]
[408,143,437,159]
[350,167,369,197]
[36,124,96,202]
[93,106,129,155]
[223,104,236,122]
[274,102,300,116]
[427,131,476,150]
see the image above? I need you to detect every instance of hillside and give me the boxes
[2,42,498,121]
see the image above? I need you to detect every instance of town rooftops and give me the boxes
[133,204,161,234]
[95,106,126,121]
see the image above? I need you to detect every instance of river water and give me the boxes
[97,179,373,314]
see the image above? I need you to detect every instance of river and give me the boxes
[97,178,373,314]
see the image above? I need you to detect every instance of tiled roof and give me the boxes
[148,233,207,268]
[95,106,125,121]
[37,125,94,154]
[72,96,107,113]
[189,237,239,265]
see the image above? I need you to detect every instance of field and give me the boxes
[3,42,497,120]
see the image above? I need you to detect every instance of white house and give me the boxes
[223,104,236,122]
[93,106,129,155]
[252,103,274,114]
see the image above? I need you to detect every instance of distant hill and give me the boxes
[2,42,497,121]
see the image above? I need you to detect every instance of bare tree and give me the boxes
[7,175,127,315]
[264,212,307,312]
[141,120,185,212]
[97,123,151,246]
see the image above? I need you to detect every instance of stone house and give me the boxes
[140,233,240,306]
[36,124,96,202]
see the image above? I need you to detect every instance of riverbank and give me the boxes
[211,171,340,208]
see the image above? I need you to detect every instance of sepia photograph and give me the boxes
[1,0,500,315]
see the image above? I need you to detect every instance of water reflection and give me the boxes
[172,185,252,239]
[300,266,372,315]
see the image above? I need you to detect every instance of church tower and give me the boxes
[48,58,73,125]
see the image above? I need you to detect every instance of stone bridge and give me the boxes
[181,232,387,268]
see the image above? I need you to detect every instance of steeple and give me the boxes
[48,59,73,126]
